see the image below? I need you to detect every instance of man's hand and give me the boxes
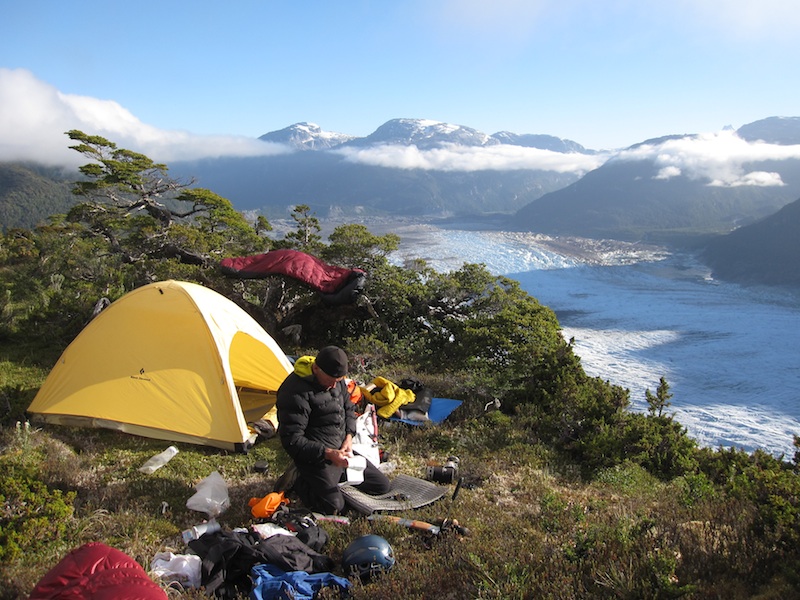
[324,447,350,467]
[340,434,353,455]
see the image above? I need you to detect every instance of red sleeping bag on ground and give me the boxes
[28,542,167,600]
[220,249,366,305]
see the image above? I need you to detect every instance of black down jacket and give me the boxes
[276,357,357,466]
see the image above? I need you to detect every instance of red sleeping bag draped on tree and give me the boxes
[220,249,366,305]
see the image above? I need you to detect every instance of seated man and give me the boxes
[276,345,391,514]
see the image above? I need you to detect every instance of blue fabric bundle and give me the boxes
[250,563,351,600]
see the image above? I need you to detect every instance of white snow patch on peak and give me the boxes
[295,122,321,132]
[415,118,445,128]
[292,122,350,140]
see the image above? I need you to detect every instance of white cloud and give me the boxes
[0,68,289,168]
[711,171,785,188]
[654,166,682,180]
[0,68,605,175]
[335,143,609,175]
[616,130,800,187]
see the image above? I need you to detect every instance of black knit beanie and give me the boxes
[315,346,348,377]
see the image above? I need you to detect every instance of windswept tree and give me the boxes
[68,130,194,227]
[64,130,266,267]
[0,132,270,342]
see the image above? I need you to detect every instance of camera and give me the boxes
[425,456,459,484]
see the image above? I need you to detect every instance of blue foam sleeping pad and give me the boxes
[389,397,462,425]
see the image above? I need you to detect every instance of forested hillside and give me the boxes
[170,152,578,218]
[0,162,76,230]
[703,196,800,285]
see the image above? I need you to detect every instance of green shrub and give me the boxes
[595,461,663,496]
[620,412,699,479]
[674,472,717,508]
[0,426,76,561]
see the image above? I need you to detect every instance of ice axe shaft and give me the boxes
[368,514,470,537]
[368,514,440,535]
[451,476,463,503]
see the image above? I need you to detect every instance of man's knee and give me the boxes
[298,487,345,514]
[379,479,391,494]
[359,469,391,496]
[371,476,391,495]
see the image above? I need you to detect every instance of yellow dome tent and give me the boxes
[28,280,293,452]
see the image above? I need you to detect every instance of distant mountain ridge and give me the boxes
[257,117,594,154]
[736,116,800,145]
[511,119,800,244]
[490,131,593,154]
[173,117,592,219]
[175,151,579,219]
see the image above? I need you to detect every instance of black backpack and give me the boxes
[399,377,433,413]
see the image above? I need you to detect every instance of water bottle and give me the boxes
[139,445,179,474]
[182,519,221,543]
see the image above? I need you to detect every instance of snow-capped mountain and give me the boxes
[258,122,355,150]
[258,118,592,154]
[343,118,499,149]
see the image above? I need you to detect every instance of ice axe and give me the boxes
[368,514,441,535]
[368,513,470,537]
[370,478,470,537]
[437,476,470,536]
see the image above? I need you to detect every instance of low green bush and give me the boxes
[0,425,77,562]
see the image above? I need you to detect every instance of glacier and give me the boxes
[389,222,800,458]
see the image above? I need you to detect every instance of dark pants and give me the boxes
[295,454,391,515]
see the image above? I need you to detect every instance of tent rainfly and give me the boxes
[28,280,293,452]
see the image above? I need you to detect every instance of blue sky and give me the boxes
[2,0,800,175]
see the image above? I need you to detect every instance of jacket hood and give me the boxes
[293,355,315,379]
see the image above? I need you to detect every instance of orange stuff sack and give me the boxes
[346,378,363,404]
[248,491,289,519]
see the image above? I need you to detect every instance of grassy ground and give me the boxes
[1,346,796,599]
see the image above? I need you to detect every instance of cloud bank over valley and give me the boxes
[2,68,800,187]
[616,130,800,187]
[334,143,608,174]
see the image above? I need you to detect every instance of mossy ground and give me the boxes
[2,350,796,599]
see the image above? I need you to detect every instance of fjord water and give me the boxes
[391,224,800,458]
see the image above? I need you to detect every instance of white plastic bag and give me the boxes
[150,551,202,588]
[252,522,297,539]
[186,470,230,517]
